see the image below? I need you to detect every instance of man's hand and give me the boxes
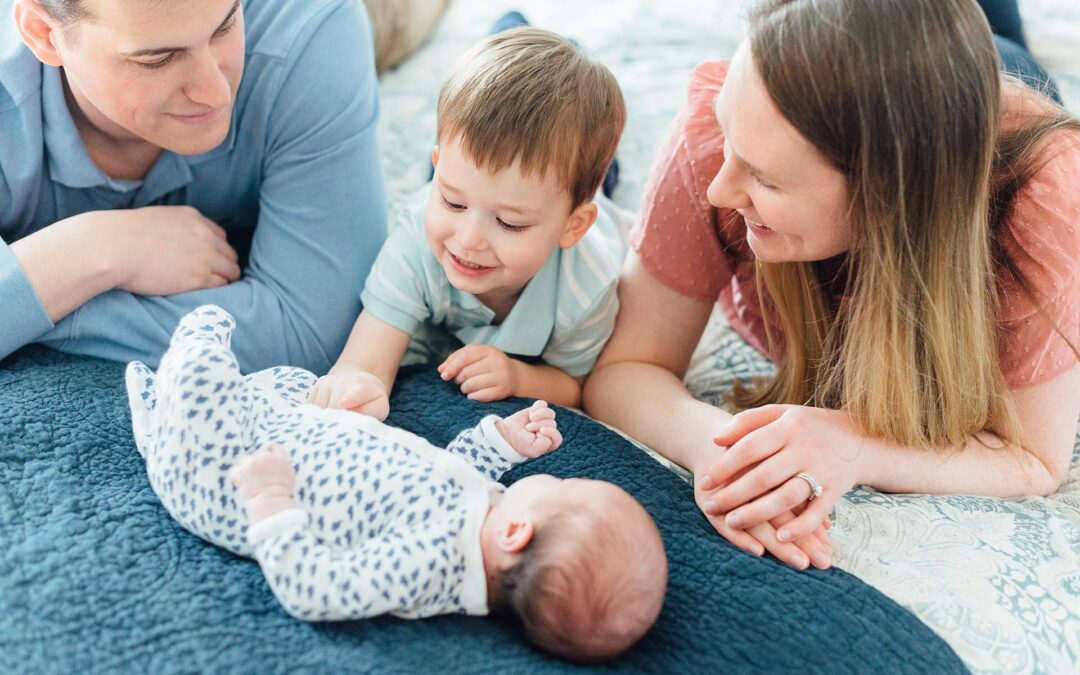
[105,206,242,295]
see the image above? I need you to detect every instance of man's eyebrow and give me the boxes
[713,91,776,182]
[121,0,241,58]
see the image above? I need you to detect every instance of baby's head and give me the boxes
[426,28,626,301]
[481,475,667,663]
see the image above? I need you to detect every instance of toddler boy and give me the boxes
[309,26,629,416]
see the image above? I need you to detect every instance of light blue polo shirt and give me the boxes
[361,186,628,377]
[0,0,387,373]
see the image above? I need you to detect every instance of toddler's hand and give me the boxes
[438,344,518,402]
[307,371,390,421]
[229,445,298,524]
[496,400,562,458]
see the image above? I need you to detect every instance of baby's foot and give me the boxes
[496,400,562,458]
[170,304,236,348]
[125,361,157,458]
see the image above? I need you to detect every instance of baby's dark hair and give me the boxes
[490,506,665,663]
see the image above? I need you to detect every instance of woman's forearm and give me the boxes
[863,433,1063,497]
[584,360,734,474]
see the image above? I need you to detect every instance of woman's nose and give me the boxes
[706,162,751,211]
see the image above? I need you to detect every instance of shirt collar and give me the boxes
[453,250,561,357]
[42,65,140,191]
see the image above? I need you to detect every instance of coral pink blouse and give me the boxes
[633,60,1080,389]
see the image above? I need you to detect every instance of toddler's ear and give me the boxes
[496,518,536,553]
[559,202,598,249]
[431,145,440,169]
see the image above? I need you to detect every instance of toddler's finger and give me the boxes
[466,385,500,402]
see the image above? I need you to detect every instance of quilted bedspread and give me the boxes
[378,2,1080,672]
[0,348,966,672]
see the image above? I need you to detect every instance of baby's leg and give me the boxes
[139,305,257,555]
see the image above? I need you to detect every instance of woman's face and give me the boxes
[707,42,851,263]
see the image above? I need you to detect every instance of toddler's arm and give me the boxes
[307,309,411,420]
[446,401,562,481]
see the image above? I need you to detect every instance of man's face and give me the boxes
[52,0,245,156]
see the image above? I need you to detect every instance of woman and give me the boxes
[583,0,1080,571]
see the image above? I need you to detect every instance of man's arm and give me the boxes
[34,0,386,373]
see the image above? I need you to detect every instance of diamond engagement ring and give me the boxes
[796,472,823,501]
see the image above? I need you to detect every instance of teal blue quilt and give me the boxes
[0,347,966,673]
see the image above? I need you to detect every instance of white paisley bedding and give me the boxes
[376,1,1080,673]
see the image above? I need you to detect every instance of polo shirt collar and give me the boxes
[455,249,561,357]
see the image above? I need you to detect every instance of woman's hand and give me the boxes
[700,405,871,544]
[694,467,834,570]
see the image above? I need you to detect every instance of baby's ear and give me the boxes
[497,518,536,553]
[559,202,598,249]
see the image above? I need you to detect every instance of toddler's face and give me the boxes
[425,136,580,307]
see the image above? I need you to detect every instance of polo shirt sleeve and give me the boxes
[359,203,435,336]
[0,239,55,359]
[35,0,386,374]
[541,283,619,377]
[540,200,627,377]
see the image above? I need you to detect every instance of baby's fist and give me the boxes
[497,400,563,458]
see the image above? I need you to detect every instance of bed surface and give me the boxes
[378,2,1080,673]
[0,349,967,673]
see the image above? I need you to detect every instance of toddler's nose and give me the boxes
[455,217,487,251]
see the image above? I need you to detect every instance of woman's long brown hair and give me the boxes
[734,0,1080,449]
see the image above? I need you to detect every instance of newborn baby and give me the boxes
[126,305,667,663]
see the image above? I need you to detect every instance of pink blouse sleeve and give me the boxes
[997,134,1080,389]
[631,61,738,302]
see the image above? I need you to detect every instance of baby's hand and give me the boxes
[307,371,390,421]
[496,400,562,458]
[438,344,518,402]
[229,445,298,524]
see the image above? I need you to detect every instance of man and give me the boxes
[0,0,387,372]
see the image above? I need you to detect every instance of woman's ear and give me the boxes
[559,202,599,249]
[496,517,535,553]
[14,0,66,68]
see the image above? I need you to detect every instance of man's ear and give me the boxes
[431,145,440,170]
[496,517,535,553]
[14,0,66,68]
[558,202,598,249]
